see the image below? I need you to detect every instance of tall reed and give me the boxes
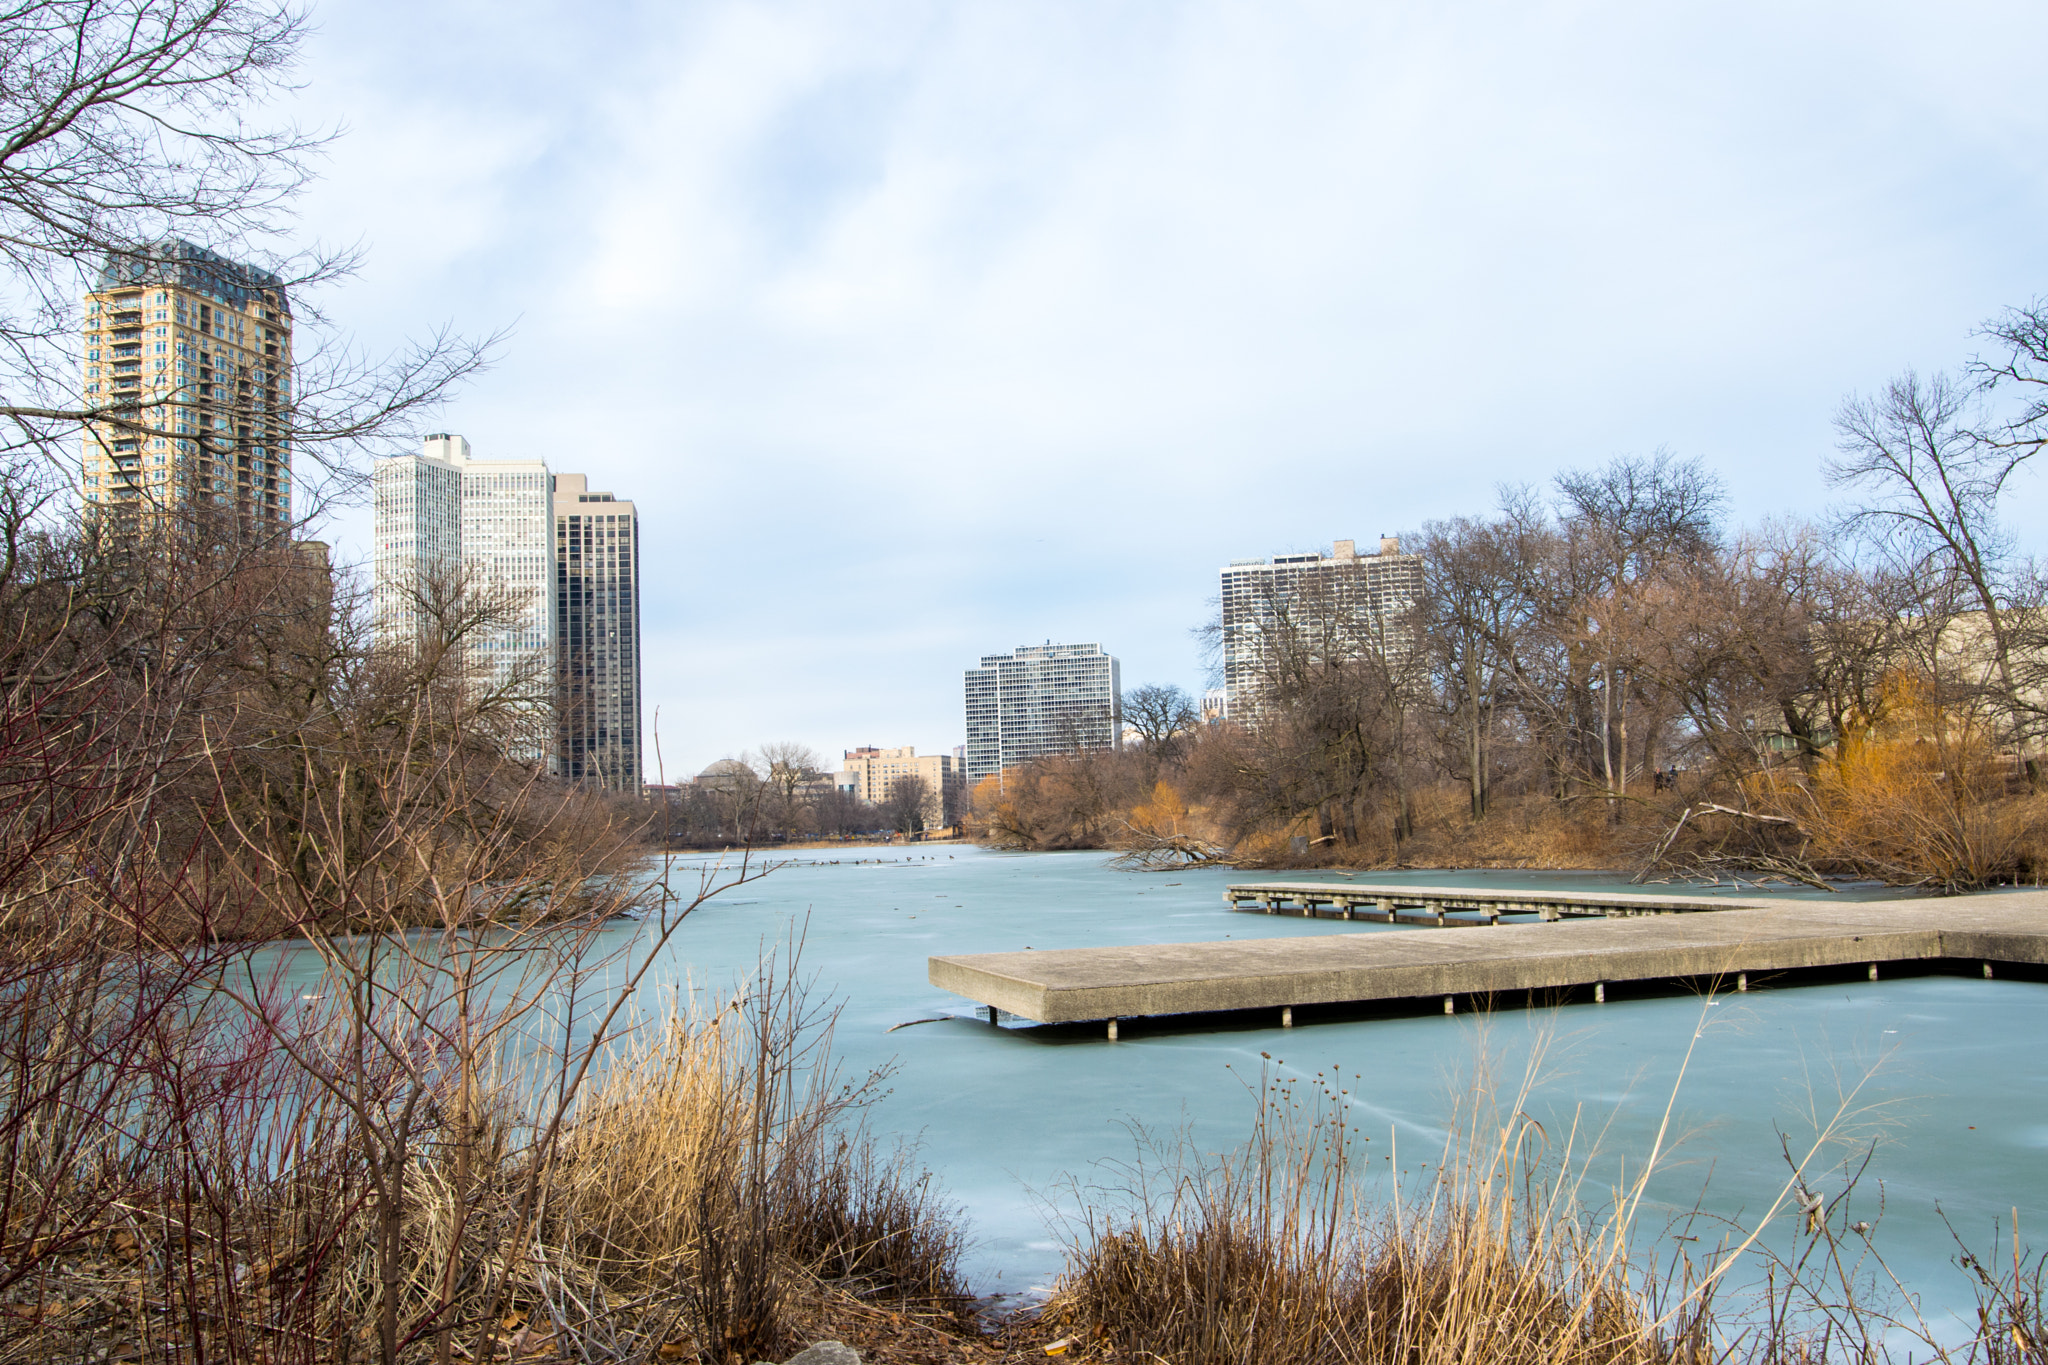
[1045,1019,2041,1365]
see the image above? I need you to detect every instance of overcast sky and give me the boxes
[278,0,2048,778]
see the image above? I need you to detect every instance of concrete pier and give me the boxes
[1226,881,1765,923]
[928,892,2048,1025]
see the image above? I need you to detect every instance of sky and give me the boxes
[275,0,2048,778]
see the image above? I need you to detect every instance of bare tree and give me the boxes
[755,740,823,835]
[1828,370,2042,770]
[1418,515,1543,819]
[699,757,768,843]
[1970,293,2048,458]
[1551,452,1725,812]
[1122,683,1199,766]
[0,0,494,514]
[1554,448,1725,577]
[881,773,934,836]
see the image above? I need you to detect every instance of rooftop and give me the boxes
[97,238,288,314]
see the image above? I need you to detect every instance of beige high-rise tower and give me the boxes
[80,240,293,534]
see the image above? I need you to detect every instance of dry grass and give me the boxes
[1233,775,2048,886]
[1230,789,1630,872]
[0,972,971,1365]
[1042,1049,1673,1365]
[1036,1024,2046,1365]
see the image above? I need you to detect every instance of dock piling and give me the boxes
[1985,963,1995,978]
[1282,1006,1293,1028]
[1226,881,1770,926]
[1868,963,1879,981]
[1736,972,1747,992]
[987,1005,999,1026]
[1443,995,1455,1015]
[1594,981,1605,1004]
[1107,1018,1119,1041]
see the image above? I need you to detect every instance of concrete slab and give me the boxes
[928,891,2048,1023]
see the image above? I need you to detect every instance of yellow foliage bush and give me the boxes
[1755,671,2040,889]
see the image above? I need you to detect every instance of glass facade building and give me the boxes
[371,434,555,696]
[372,438,644,797]
[553,474,642,794]
[963,642,1122,785]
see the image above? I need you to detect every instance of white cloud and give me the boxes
[282,0,2048,771]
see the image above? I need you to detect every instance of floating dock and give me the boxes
[1224,881,1762,924]
[928,891,2048,1030]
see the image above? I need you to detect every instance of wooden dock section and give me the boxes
[1225,881,1763,924]
[929,891,2048,1027]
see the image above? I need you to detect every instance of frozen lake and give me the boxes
[256,843,2033,1337]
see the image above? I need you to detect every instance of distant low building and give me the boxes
[840,746,964,827]
[964,642,1122,785]
[693,759,754,793]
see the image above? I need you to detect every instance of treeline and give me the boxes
[0,202,947,1365]
[0,3,981,1355]
[974,300,2048,889]
[652,742,954,844]
[0,482,646,943]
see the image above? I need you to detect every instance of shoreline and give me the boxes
[662,835,973,854]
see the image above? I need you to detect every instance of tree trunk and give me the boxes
[1614,669,1628,824]
[1465,653,1488,819]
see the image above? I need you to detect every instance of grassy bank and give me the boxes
[8,955,2042,1363]
[1227,788,1632,872]
[974,772,2048,888]
[2,953,976,1365]
[1030,1039,2045,1365]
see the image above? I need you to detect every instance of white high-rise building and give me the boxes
[963,642,1121,785]
[1217,536,1423,721]
[371,433,555,693]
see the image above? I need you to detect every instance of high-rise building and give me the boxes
[371,443,644,794]
[963,642,1121,785]
[81,240,294,534]
[370,434,554,693]
[1217,536,1424,721]
[554,474,641,794]
[838,746,964,827]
